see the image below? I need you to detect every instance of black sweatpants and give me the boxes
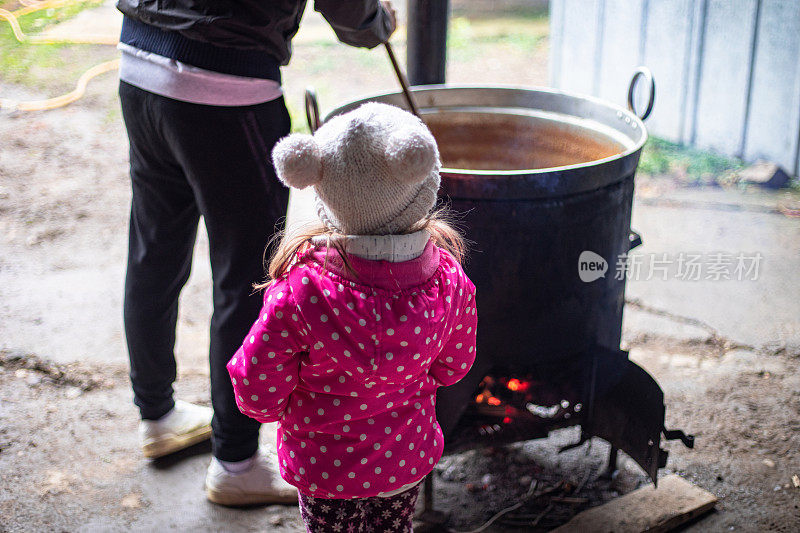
[119,81,291,462]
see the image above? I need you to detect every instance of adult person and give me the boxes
[115,0,396,506]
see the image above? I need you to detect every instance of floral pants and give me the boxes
[298,484,421,533]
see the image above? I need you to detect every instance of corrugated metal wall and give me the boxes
[549,0,800,176]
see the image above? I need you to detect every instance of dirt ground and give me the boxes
[3,316,799,531]
[1,2,800,532]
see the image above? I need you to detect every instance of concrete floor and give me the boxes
[2,175,798,532]
[1,2,799,529]
[627,184,800,351]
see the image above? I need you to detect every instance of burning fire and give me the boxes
[506,378,529,392]
[472,376,581,423]
[459,375,585,447]
[475,377,533,402]
[474,391,502,406]
[473,376,537,422]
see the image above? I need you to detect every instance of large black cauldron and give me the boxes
[324,81,691,484]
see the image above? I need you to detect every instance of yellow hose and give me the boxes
[0,4,119,45]
[0,7,30,42]
[10,0,71,19]
[0,58,119,111]
[0,0,120,112]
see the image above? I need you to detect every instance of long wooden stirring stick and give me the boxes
[384,42,421,118]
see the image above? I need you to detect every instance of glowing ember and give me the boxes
[506,378,530,392]
[451,373,586,453]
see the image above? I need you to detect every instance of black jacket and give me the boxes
[117,0,392,79]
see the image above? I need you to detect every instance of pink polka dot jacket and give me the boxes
[227,238,477,499]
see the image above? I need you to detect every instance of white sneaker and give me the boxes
[205,447,298,506]
[138,400,213,458]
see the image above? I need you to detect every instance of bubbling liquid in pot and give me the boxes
[424,111,627,171]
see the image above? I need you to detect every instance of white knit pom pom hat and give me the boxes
[272,102,440,235]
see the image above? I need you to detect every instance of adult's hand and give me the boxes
[381,0,397,37]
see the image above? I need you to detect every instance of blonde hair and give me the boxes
[256,209,467,290]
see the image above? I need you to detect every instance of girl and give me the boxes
[228,102,477,532]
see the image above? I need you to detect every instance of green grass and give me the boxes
[0,0,105,85]
[447,16,548,61]
[286,98,310,134]
[639,137,745,182]
[451,1,549,20]
[101,102,122,126]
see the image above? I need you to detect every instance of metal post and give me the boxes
[406,0,449,85]
[602,446,619,479]
[418,473,449,528]
[424,473,433,512]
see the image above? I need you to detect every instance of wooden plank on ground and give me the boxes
[551,474,717,533]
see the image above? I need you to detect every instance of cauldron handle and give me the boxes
[305,87,321,133]
[627,67,655,121]
[629,230,643,250]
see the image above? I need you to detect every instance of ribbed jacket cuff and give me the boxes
[120,16,281,81]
